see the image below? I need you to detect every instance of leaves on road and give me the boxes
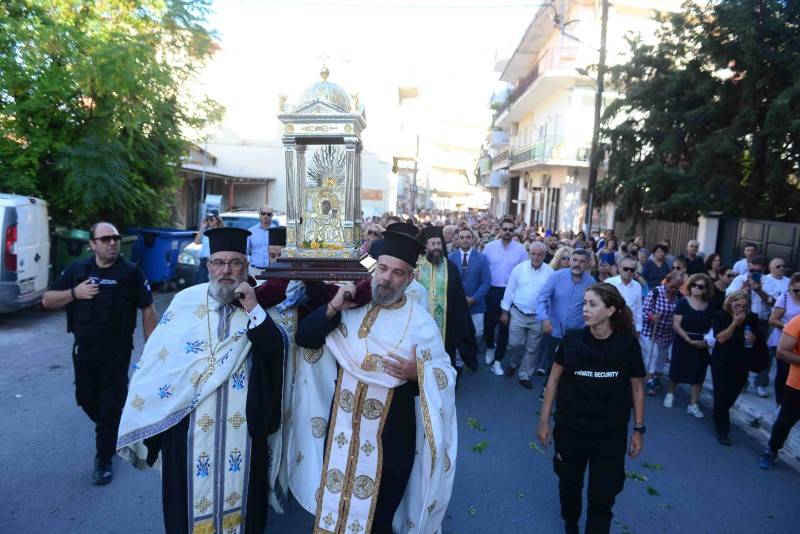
[466,417,486,431]
[646,486,660,496]
[625,470,648,482]
[471,440,489,453]
[528,441,545,454]
[643,462,663,471]
[516,491,525,500]
[467,506,477,517]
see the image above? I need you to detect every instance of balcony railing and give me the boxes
[494,47,584,119]
[492,146,510,167]
[510,136,591,167]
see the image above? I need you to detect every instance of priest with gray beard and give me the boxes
[295,230,457,534]
[117,227,287,534]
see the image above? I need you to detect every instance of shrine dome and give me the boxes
[297,66,352,112]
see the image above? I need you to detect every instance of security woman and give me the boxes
[537,282,646,534]
[43,222,157,485]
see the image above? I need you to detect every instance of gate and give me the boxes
[717,217,800,273]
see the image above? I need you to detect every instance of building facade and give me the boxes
[483,0,681,231]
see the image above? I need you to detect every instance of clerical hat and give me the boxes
[385,222,419,237]
[205,227,251,255]
[418,225,444,244]
[373,230,425,268]
[268,226,287,247]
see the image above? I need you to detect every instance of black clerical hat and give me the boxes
[205,227,251,255]
[268,226,287,247]
[385,222,419,237]
[374,230,425,268]
[418,225,444,244]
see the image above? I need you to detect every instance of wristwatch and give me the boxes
[633,424,646,434]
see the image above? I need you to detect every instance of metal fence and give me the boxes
[614,217,698,254]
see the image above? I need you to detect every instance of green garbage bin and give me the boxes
[50,229,136,282]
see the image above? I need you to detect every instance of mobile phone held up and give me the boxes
[750,272,762,284]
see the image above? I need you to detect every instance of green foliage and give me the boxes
[599,0,800,223]
[0,0,223,228]
[471,440,489,453]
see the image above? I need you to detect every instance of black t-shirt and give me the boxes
[711,310,759,366]
[54,256,153,337]
[555,328,645,432]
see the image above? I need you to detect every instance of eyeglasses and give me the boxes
[690,283,706,290]
[260,212,273,217]
[621,267,636,273]
[93,235,121,244]
[209,258,246,270]
[367,230,380,237]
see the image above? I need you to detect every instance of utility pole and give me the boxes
[410,133,419,217]
[584,0,609,234]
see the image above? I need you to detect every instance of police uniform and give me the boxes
[53,256,153,465]
[552,328,645,534]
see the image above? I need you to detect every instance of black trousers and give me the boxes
[483,286,509,363]
[775,359,790,405]
[710,359,749,438]
[769,385,800,453]
[72,338,132,461]
[553,425,627,534]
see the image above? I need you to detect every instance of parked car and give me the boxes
[174,210,286,288]
[0,194,50,313]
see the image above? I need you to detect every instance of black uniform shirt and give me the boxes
[554,328,645,432]
[54,256,153,339]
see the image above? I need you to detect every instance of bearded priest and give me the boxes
[117,227,287,534]
[416,225,479,374]
[295,230,457,534]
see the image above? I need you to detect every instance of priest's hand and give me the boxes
[235,282,258,313]
[384,344,418,381]
[327,282,359,319]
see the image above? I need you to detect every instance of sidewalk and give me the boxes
[696,370,800,470]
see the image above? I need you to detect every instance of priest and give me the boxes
[117,227,287,534]
[416,225,479,373]
[295,230,457,534]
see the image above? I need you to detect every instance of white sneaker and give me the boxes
[757,386,769,398]
[491,361,504,376]
[687,403,704,418]
[663,393,674,408]
[484,347,495,366]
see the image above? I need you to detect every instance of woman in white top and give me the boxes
[767,273,800,405]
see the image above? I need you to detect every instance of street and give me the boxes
[1,294,798,534]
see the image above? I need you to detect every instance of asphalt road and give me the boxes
[2,294,798,533]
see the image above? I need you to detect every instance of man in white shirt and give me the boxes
[765,257,790,300]
[606,256,644,335]
[732,242,758,276]
[500,242,554,387]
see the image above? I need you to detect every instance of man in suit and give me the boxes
[449,227,491,364]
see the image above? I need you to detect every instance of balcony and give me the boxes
[492,146,510,169]
[495,46,590,125]
[510,136,591,169]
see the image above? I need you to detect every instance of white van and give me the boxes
[0,194,50,313]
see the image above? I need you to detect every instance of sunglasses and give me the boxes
[561,256,570,261]
[367,230,380,237]
[748,269,763,273]
[724,273,736,278]
[621,266,636,273]
[261,212,273,217]
[791,288,800,294]
[774,265,785,269]
[690,283,706,290]
[93,235,121,244]
[502,228,514,232]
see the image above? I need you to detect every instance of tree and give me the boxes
[598,0,800,224]
[0,0,223,228]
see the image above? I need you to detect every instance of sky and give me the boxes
[199,0,540,160]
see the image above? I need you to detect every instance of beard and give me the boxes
[426,249,443,265]
[209,271,247,304]
[371,275,407,306]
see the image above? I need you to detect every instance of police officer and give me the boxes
[537,283,646,534]
[43,222,157,485]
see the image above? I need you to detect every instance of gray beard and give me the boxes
[371,276,407,306]
[209,281,236,304]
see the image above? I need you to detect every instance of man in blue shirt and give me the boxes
[535,248,595,398]
[246,204,279,276]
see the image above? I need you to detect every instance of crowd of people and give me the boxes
[364,210,800,471]
[42,210,800,534]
